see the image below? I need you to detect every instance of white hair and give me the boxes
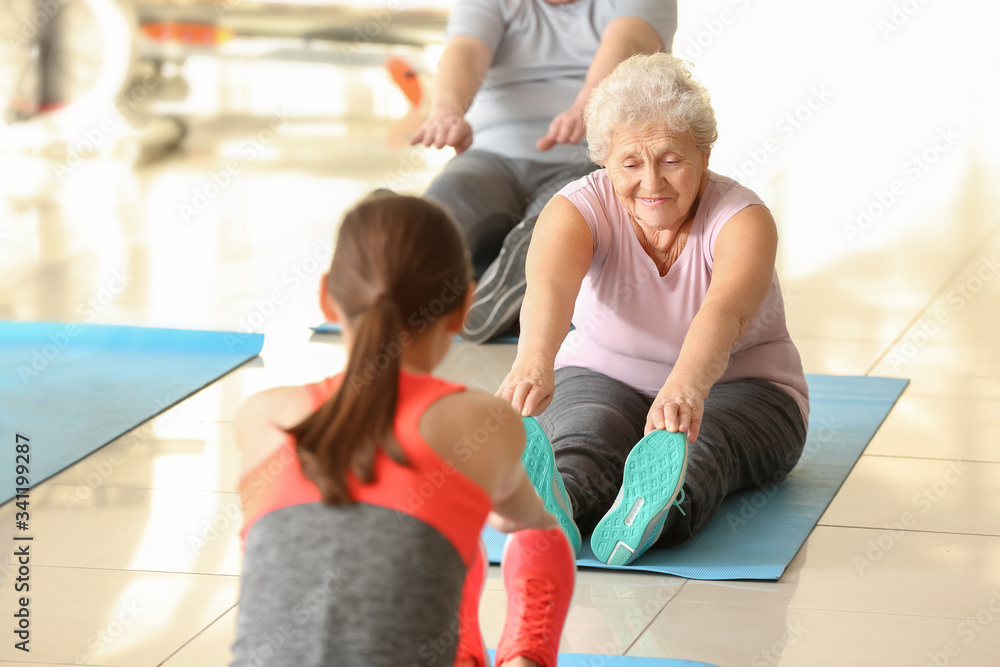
[584,53,719,164]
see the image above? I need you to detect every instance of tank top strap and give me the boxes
[393,373,466,461]
[305,375,341,411]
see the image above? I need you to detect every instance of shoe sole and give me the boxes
[591,430,689,566]
[521,416,582,555]
[462,217,535,343]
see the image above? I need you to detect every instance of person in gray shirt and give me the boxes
[412,0,678,342]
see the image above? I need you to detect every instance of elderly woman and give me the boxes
[496,53,810,566]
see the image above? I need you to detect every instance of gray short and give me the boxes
[230,502,466,667]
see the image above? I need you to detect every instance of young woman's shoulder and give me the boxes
[236,385,316,475]
[419,389,525,470]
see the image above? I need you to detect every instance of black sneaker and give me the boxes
[462,214,537,343]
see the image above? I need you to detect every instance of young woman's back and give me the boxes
[230,195,573,667]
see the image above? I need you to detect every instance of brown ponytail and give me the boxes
[288,194,471,504]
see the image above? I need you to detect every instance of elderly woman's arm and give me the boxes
[496,196,593,415]
[647,205,778,441]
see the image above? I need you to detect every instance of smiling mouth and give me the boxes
[638,196,669,203]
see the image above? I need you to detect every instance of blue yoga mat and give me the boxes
[487,651,716,666]
[312,320,519,344]
[0,322,264,506]
[484,374,908,580]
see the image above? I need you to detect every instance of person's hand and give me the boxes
[645,377,706,442]
[536,104,586,152]
[486,508,560,534]
[496,359,555,416]
[486,510,522,533]
[410,111,473,153]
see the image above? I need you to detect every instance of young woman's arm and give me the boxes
[421,392,557,531]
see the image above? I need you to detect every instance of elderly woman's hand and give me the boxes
[645,375,707,443]
[496,358,555,417]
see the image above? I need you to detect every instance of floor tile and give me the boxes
[433,341,517,395]
[820,456,1000,537]
[160,607,238,667]
[865,395,1000,464]
[1,485,242,576]
[629,602,1000,667]
[0,566,238,665]
[478,585,675,655]
[793,339,890,376]
[783,288,922,342]
[44,420,242,494]
[869,343,1000,399]
[484,564,687,601]
[678,527,1000,620]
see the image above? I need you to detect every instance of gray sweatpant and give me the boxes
[537,367,808,548]
[231,502,467,667]
[424,149,598,277]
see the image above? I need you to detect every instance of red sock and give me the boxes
[495,528,576,667]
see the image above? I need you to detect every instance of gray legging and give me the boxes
[231,502,466,667]
[424,149,598,278]
[537,367,807,548]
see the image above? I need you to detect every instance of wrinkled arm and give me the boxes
[646,205,778,439]
[496,195,593,415]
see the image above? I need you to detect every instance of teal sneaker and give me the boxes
[590,430,689,566]
[521,416,582,555]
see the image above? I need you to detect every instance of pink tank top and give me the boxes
[554,169,810,427]
[239,371,492,566]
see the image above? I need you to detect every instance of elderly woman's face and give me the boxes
[605,127,709,231]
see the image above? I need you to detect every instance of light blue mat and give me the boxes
[0,322,264,505]
[484,374,909,580]
[312,320,519,344]
[487,651,716,666]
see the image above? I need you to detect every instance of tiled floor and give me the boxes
[2,0,999,665]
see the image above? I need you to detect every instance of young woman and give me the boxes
[230,193,575,667]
